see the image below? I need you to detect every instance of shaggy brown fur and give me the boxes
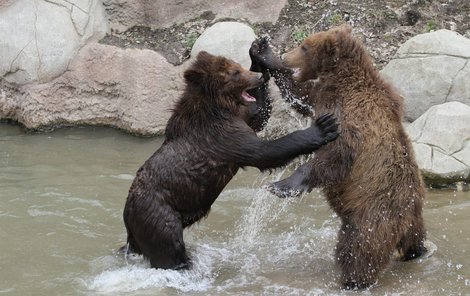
[122,51,339,270]
[256,26,427,289]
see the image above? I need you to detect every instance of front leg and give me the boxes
[246,38,273,132]
[268,162,314,198]
[269,129,358,198]
[249,37,313,116]
[220,114,339,171]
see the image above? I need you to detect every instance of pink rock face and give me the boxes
[0,0,16,9]
[103,0,288,30]
[2,43,184,135]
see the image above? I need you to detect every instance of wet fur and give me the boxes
[254,26,427,289]
[122,51,339,269]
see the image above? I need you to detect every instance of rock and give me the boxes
[0,43,183,136]
[102,0,287,31]
[190,22,256,69]
[381,30,470,121]
[0,0,108,85]
[406,102,470,186]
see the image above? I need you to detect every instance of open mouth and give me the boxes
[241,91,256,103]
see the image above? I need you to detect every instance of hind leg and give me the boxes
[126,202,189,269]
[398,213,427,261]
[336,220,398,290]
[144,211,188,269]
[118,232,142,256]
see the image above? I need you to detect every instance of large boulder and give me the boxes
[0,43,183,135]
[102,0,287,31]
[381,30,470,122]
[0,0,108,85]
[407,102,470,186]
[190,22,256,69]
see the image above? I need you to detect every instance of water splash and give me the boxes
[86,244,220,293]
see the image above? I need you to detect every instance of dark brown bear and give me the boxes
[122,50,339,270]
[254,26,427,289]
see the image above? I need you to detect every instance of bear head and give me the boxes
[184,51,264,106]
[282,25,353,82]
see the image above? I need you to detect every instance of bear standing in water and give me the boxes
[122,50,339,270]
[254,26,427,289]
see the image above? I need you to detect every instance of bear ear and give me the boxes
[323,34,338,59]
[196,51,214,64]
[184,51,215,85]
[338,24,352,35]
[183,67,204,85]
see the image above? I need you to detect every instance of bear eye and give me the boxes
[301,45,308,53]
[230,70,241,80]
[231,70,240,77]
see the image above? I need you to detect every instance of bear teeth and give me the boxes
[292,68,302,78]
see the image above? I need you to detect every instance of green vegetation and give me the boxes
[425,20,438,32]
[291,27,309,44]
[382,34,394,42]
[185,32,199,48]
[329,13,343,25]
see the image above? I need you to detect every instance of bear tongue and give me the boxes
[241,91,256,103]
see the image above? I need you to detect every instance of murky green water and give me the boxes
[1,123,469,295]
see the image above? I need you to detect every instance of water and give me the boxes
[1,123,469,295]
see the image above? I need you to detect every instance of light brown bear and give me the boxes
[258,26,427,289]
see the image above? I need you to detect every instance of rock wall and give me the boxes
[382,30,470,122]
[1,43,182,135]
[0,0,469,186]
[0,0,108,84]
[102,0,287,31]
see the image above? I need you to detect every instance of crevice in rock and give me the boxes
[444,58,469,102]
[8,39,34,74]
[430,145,469,172]
[450,137,470,156]
[430,146,434,171]
[414,111,430,143]
[70,5,86,37]
[43,0,71,10]
[33,0,42,78]
[450,156,470,168]
[66,0,88,14]
[394,53,469,60]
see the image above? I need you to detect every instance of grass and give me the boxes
[329,13,343,25]
[185,32,199,48]
[425,20,438,32]
[291,27,309,44]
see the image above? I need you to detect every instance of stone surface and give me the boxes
[102,0,287,31]
[0,0,108,84]
[190,22,256,69]
[406,102,470,184]
[0,43,183,135]
[381,30,470,121]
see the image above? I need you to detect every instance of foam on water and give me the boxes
[84,170,444,295]
[84,173,340,294]
[87,244,219,293]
